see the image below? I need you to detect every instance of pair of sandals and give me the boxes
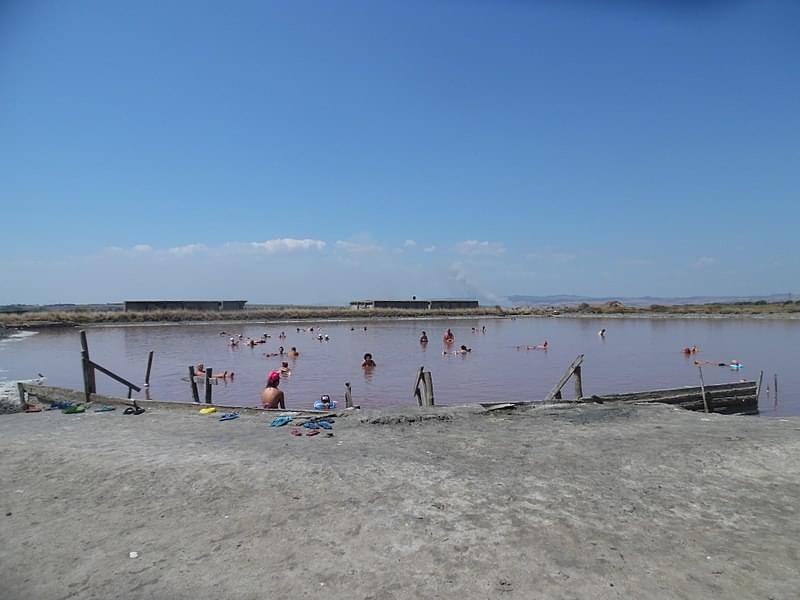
[123,401,145,415]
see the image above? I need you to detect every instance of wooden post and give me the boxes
[698,366,710,413]
[756,370,764,403]
[188,366,200,403]
[774,374,778,403]
[144,351,154,387]
[205,367,213,404]
[79,330,96,393]
[17,382,26,410]
[413,366,424,407]
[81,350,92,403]
[573,365,583,399]
[422,371,434,407]
[344,382,353,408]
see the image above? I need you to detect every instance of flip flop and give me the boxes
[316,420,333,430]
[270,416,293,427]
[302,421,320,430]
[62,405,86,414]
[47,401,73,410]
[290,429,303,437]
[219,412,239,421]
[93,406,116,413]
[199,407,217,415]
[123,406,146,415]
[306,430,320,437]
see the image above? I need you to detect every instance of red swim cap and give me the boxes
[267,371,280,386]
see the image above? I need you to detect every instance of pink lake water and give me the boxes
[1,317,797,415]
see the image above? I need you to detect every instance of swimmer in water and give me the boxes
[288,347,299,358]
[362,353,376,368]
[419,331,428,344]
[456,345,472,354]
[598,328,606,337]
[228,337,238,347]
[280,361,291,375]
[443,329,455,344]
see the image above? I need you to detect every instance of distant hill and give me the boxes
[507,294,797,307]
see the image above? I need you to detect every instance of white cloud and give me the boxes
[455,240,506,256]
[335,240,381,253]
[403,239,417,248]
[168,243,208,256]
[250,238,326,253]
[423,246,437,253]
[693,256,717,269]
[132,244,153,253]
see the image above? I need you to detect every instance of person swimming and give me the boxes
[195,363,234,379]
[517,341,548,350]
[682,346,698,355]
[362,353,376,368]
[419,330,428,343]
[280,361,291,375]
[228,337,238,347]
[443,329,455,343]
[457,345,471,354]
[287,347,299,358]
[598,329,607,337]
[313,394,337,411]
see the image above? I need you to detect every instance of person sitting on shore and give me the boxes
[313,394,337,411]
[288,347,300,358]
[280,361,291,375]
[362,353,376,368]
[419,330,428,344]
[261,371,285,409]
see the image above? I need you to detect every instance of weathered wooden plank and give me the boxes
[88,360,142,392]
[188,366,200,403]
[544,355,584,402]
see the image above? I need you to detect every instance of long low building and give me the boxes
[124,300,247,312]
[350,299,479,310]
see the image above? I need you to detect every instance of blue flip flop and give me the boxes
[270,416,293,427]
[316,420,333,430]
[219,412,240,421]
[302,421,320,429]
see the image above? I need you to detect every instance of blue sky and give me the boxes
[2,0,798,305]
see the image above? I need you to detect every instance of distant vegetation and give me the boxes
[1,301,799,328]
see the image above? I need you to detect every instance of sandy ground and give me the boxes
[1,403,799,600]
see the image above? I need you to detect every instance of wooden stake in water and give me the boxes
[698,366,710,413]
[144,351,154,387]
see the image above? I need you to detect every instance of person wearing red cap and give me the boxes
[260,371,285,409]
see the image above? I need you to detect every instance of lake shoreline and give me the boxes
[4,309,800,330]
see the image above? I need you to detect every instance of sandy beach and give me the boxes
[1,402,798,599]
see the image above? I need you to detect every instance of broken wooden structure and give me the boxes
[586,381,758,415]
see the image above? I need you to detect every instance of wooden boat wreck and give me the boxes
[538,354,759,415]
[584,380,759,415]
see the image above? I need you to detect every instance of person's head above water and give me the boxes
[266,371,280,387]
[320,394,331,405]
[363,353,373,361]
[281,361,289,368]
